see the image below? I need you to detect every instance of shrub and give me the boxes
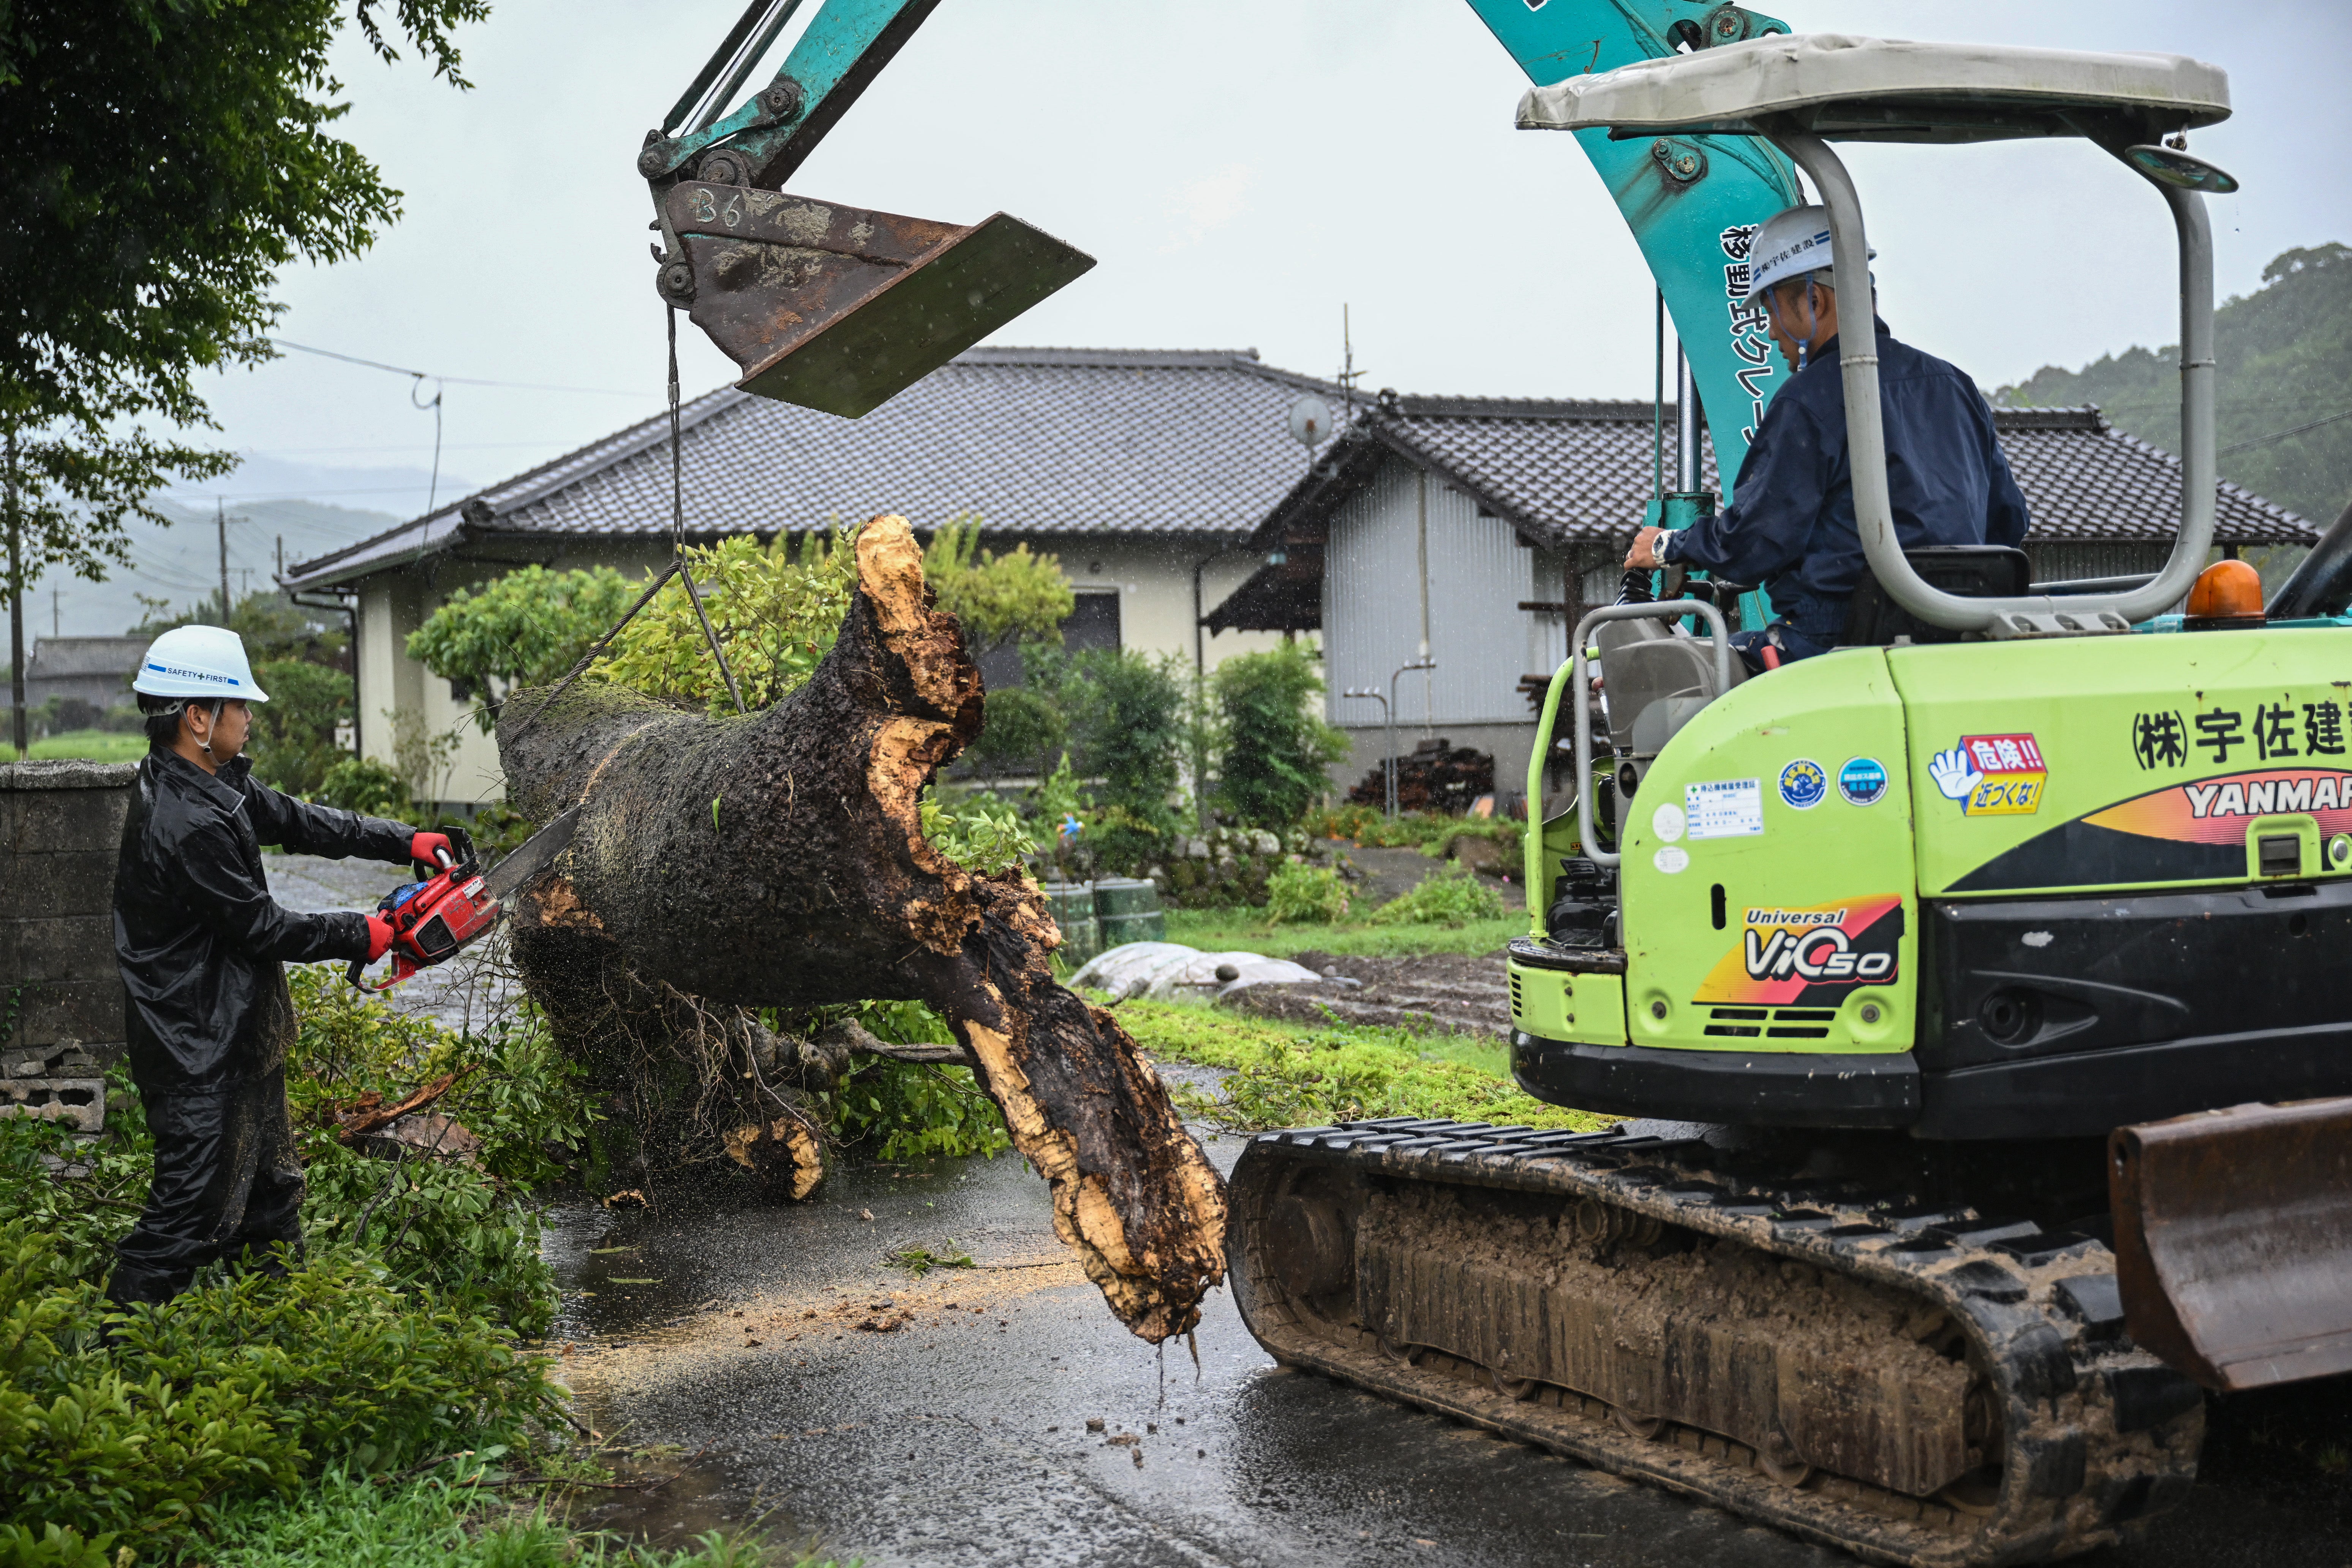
[966,685,1067,784]
[407,565,640,731]
[924,517,1075,652]
[597,531,859,714]
[317,756,411,818]
[1368,861,1508,927]
[1264,862,1350,925]
[919,788,1037,877]
[1023,644,1187,870]
[1212,642,1350,828]
[248,659,352,800]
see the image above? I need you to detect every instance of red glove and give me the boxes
[410,831,456,869]
[365,915,395,963]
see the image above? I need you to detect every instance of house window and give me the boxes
[1064,591,1121,653]
[975,590,1122,688]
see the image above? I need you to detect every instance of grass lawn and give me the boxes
[1116,997,1613,1134]
[1164,905,1527,959]
[26,727,147,762]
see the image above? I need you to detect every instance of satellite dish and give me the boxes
[1288,394,1336,448]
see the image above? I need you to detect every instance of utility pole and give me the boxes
[8,425,24,760]
[52,584,59,637]
[216,499,232,624]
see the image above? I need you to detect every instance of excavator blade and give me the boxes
[665,182,1093,417]
[2109,1096,2352,1391]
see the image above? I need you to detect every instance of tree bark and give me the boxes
[497,516,1226,1342]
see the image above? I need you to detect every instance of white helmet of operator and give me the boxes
[132,625,270,703]
[1744,204,1875,304]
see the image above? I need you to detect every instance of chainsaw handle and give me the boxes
[346,958,367,986]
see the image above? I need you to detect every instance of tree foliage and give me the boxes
[922,516,1075,651]
[597,530,861,714]
[0,0,487,596]
[405,565,637,730]
[1211,641,1350,828]
[2000,243,2352,526]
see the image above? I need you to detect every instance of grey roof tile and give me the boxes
[1271,399,2311,550]
[284,348,1342,588]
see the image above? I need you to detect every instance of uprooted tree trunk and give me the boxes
[496,515,1226,1342]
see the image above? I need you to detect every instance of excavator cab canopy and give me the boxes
[1520,35,2235,641]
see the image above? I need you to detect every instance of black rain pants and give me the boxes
[106,1067,304,1307]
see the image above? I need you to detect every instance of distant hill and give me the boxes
[26,498,402,639]
[1998,243,2352,528]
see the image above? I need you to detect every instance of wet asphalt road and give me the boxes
[540,1111,2347,1568]
[268,855,2349,1567]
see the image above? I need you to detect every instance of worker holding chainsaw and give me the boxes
[1625,204,2031,669]
[106,625,460,1310]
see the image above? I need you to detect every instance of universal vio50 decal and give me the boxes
[1693,895,1903,1005]
[1929,733,2046,817]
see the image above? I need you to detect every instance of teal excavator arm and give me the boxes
[1460,2,1804,506]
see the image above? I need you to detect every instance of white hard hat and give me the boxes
[133,625,270,703]
[1745,204,1873,304]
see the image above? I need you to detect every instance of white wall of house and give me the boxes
[1321,455,1570,803]
[346,532,1280,809]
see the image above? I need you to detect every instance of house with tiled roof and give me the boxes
[1210,393,2318,798]
[284,347,1339,805]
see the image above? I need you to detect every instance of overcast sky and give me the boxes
[167,0,2352,523]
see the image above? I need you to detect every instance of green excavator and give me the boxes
[639,5,2349,1562]
[1222,28,2352,1568]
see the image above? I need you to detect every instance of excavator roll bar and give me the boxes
[1770,124,2215,637]
[1519,35,2236,640]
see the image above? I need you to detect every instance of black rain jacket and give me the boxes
[1663,320,2031,640]
[114,747,415,1095]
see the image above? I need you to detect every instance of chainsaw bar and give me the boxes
[483,806,580,901]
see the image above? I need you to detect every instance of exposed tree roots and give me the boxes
[497,515,1226,1341]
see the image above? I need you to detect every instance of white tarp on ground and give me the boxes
[1069,942,1324,1003]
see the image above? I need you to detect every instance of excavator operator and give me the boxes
[1625,204,2030,670]
[107,625,455,1311]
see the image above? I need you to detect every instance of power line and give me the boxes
[2219,406,2352,457]
[270,340,646,396]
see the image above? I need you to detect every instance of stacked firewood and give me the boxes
[1347,739,1495,812]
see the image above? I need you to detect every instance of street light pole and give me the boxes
[1340,688,1390,815]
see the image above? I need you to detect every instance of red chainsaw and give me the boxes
[347,808,579,991]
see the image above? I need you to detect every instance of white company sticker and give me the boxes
[1685,779,1764,839]
[1651,802,1687,843]
[1653,846,1691,874]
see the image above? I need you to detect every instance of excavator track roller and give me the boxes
[1229,1119,2207,1568]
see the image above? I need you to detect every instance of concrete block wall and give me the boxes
[2,761,135,1084]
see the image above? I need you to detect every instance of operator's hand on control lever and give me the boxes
[409,831,457,870]
[1625,527,1666,571]
[365,914,396,963]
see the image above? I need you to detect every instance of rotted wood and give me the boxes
[497,515,1225,1342]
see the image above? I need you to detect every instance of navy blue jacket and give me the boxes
[1662,321,2030,639]
[114,748,413,1094]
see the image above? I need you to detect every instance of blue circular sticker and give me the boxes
[1839,756,1889,807]
[1778,759,1827,810]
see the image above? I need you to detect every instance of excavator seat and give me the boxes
[1842,545,2030,647]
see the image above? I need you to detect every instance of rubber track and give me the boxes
[1227,1118,2207,1568]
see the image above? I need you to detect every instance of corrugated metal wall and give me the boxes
[1324,455,1541,729]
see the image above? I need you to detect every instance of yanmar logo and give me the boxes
[2184,775,2350,818]
[2082,768,2352,849]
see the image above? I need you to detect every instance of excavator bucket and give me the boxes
[663,181,1094,418]
[2109,1096,2352,1391]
